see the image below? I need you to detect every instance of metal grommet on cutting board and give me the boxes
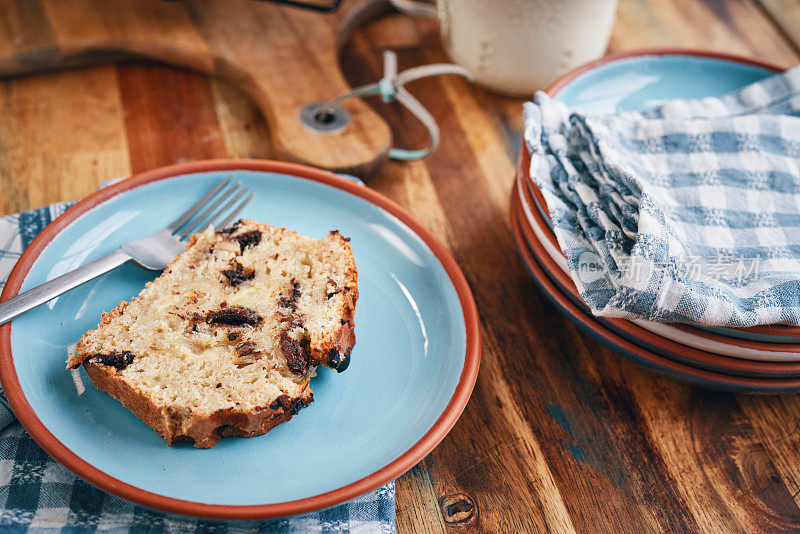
[300,102,351,133]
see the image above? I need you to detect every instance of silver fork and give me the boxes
[0,178,254,326]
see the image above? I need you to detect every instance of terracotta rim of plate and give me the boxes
[0,159,482,520]
[515,176,800,363]
[510,192,800,390]
[512,184,800,374]
[516,172,800,356]
[521,48,799,337]
[512,185,800,375]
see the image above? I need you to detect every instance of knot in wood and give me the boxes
[439,492,477,524]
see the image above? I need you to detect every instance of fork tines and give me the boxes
[168,178,254,239]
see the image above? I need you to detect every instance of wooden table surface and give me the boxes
[3,0,800,531]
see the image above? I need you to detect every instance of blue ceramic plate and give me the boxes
[531,50,799,343]
[0,160,480,519]
[551,49,780,113]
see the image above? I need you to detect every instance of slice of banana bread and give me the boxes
[67,219,357,448]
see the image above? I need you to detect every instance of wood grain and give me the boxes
[0,66,130,213]
[757,0,800,54]
[117,65,228,172]
[2,0,800,531]
[611,0,799,64]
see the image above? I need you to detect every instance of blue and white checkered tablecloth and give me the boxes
[0,200,395,533]
[524,65,800,327]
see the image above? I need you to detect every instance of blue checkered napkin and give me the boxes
[524,65,800,328]
[0,202,396,532]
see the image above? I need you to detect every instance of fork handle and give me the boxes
[0,249,131,326]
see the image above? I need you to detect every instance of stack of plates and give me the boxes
[512,49,800,393]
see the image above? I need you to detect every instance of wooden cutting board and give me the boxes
[0,0,395,176]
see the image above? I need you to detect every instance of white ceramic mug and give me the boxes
[390,0,619,96]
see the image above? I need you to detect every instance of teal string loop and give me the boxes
[312,50,472,161]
